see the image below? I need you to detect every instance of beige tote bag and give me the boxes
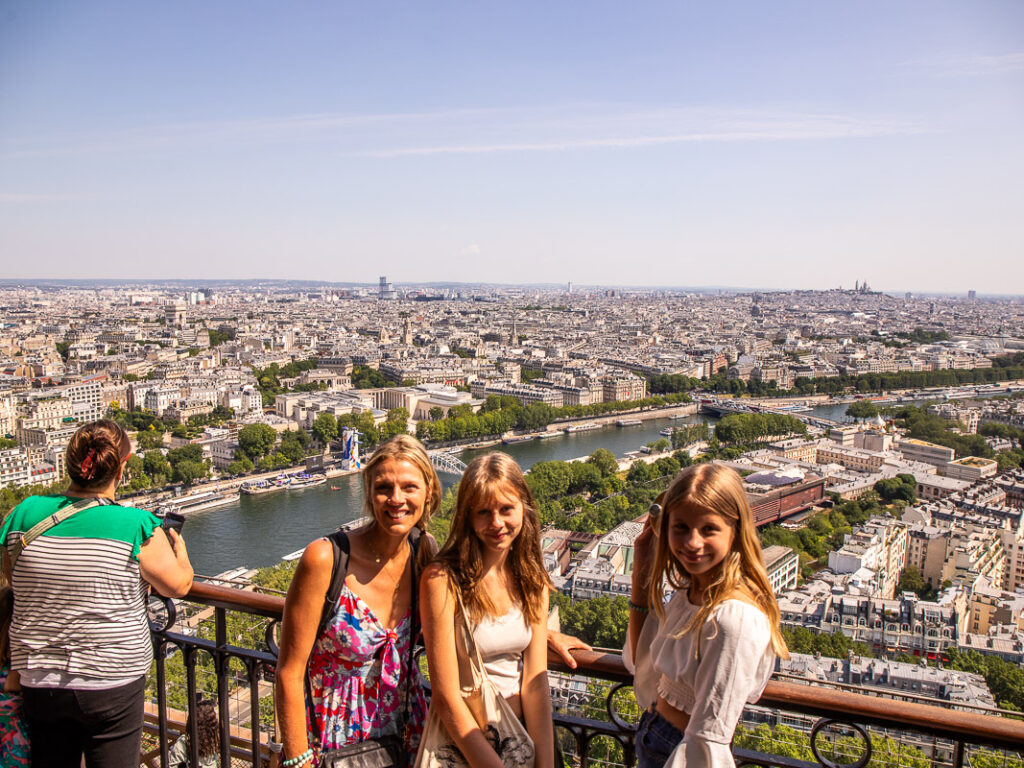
[413,591,535,768]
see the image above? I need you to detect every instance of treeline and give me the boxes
[888,405,991,458]
[734,724,929,768]
[648,353,1024,397]
[946,647,1024,712]
[427,448,690,544]
[549,593,630,649]
[414,392,691,444]
[714,412,807,444]
[782,626,874,660]
[252,358,322,406]
[760,495,879,579]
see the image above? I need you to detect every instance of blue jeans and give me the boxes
[635,709,683,768]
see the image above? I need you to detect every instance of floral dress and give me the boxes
[0,663,30,767]
[307,585,427,762]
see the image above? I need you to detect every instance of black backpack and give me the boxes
[315,526,423,639]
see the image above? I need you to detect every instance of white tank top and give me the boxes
[472,605,532,698]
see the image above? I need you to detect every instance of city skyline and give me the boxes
[2,1,1022,291]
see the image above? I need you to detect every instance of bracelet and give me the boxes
[282,748,313,767]
[628,600,650,612]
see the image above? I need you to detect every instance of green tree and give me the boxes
[846,400,881,419]
[142,450,172,486]
[586,448,619,478]
[227,457,254,475]
[135,429,164,451]
[311,413,338,446]
[381,407,410,440]
[874,474,916,504]
[238,423,277,461]
[647,437,671,453]
[549,594,630,648]
[173,459,209,484]
[896,566,927,595]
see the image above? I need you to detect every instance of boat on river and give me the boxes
[157,490,239,516]
[536,431,562,439]
[616,419,642,427]
[659,428,675,436]
[502,434,535,445]
[288,474,327,489]
[563,423,600,434]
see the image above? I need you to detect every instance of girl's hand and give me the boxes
[547,631,592,669]
[632,516,657,594]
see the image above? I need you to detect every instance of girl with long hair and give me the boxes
[421,452,554,768]
[626,463,788,768]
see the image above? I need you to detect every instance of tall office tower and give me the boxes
[968,290,977,300]
[378,276,397,300]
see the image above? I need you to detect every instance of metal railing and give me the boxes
[149,581,1024,768]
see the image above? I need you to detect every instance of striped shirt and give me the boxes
[0,495,160,684]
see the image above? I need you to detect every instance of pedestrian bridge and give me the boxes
[430,451,466,475]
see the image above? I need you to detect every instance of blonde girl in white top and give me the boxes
[625,463,789,768]
[421,452,554,768]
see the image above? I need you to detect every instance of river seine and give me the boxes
[183,401,862,577]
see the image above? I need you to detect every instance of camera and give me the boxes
[161,511,186,535]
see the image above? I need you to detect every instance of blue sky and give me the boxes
[1,1,1022,293]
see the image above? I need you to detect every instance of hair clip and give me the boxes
[80,449,97,478]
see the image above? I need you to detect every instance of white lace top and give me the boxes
[623,594,776,767]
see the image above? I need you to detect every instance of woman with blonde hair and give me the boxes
[277,434,441,768]
[420,452,554,768]
[625,463,788,768]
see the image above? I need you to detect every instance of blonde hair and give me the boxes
[435,452,551,625]
[649,463,788,659]
[361,434,442,532]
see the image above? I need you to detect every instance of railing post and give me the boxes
[154,635,170,768]
[215,606,232,768]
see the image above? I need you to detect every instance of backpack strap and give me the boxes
[316,529,352,639]
[315,527,423,638]
[8,497,102,571]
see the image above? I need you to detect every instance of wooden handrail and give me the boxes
[180,582,1024,752]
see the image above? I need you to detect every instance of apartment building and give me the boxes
[764,545,800,594]
[899,438,956,468]
[778,584,963,659]
[780,653,994,708]
[943,456,998,483]
[815,442,886,473]
[828,516,908,599]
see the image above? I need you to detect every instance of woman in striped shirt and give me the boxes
[0,419,194,768]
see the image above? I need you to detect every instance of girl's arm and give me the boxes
[274,539,333,764]
[626,522,656,662]
[420,563,505,768]
[521,585,554,768]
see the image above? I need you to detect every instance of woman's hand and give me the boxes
[138,526,194,598]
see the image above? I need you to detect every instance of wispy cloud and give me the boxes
[459,244,481,256]
[1,104,923,161]
[0,193,75,203]
[902,52,1024,77]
